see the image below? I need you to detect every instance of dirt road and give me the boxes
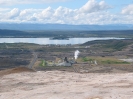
[28,51,37,69]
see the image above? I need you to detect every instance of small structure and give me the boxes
[57,57,75,66]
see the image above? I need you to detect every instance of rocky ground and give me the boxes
[0,67,133,99]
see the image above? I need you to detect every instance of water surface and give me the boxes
[0,37,123,45]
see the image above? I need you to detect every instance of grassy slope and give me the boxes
[82,39,133,51]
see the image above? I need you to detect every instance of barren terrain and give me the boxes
[0,68,133,99]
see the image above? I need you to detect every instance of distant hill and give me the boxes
[0,29,28,37]
[0,23,133,30]
[82,39,133,46]
[82,39,133,51]
[0,29,133,38]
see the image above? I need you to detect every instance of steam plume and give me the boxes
[74,50,80,60]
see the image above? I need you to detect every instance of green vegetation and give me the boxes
[82,57,95,62]
[104,41,130,51]
[101,60,130,64]
[81,57,130,65]
[40,60,47,67]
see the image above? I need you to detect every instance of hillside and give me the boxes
[82,39,133,51]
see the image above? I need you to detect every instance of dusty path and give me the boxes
[28,51,38,69]
[0,70,133,99]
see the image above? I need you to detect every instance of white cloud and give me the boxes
[8,8,20,19]
[0,0,133,24]
[41,7,54,18]
[79,0,111,13]
[0,8,10,12]
[121,4,133,15]
[0,0,67,5]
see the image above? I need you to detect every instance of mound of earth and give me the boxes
[0,67,34,77]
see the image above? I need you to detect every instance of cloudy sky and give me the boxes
[0,0,133,24]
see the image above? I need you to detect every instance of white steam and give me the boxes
[74,50,80,60]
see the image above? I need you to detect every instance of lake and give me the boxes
[0,37,123,45]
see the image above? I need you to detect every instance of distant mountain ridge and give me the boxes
[0,23,133,30]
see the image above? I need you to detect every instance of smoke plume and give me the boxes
[74,50,80,60]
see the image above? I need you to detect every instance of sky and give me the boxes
[0,0,133,25]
